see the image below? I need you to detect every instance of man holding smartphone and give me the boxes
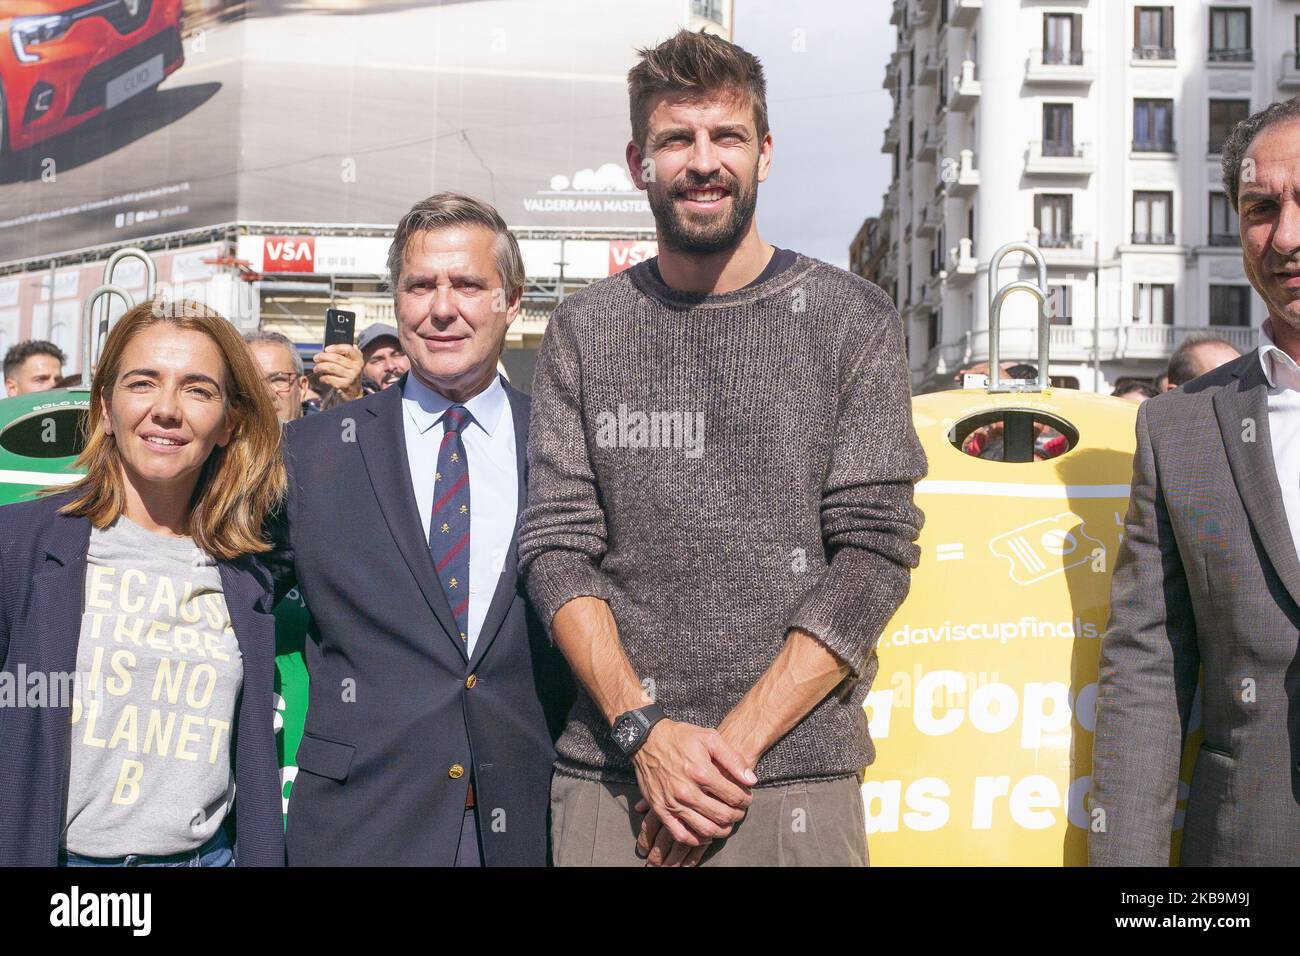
[245,330,362,422]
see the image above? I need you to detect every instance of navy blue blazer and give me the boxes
[0,490,285,867]
[265,373,573,866]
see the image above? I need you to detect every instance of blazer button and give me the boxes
[449,764,465,779]
[466,674,477,689]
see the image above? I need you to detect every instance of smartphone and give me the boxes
[324,309,356,347]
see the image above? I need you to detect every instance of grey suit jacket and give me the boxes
[1090,349,1300,866]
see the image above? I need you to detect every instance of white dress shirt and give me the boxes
[1258,321,1300,565]
[402,371,518,656]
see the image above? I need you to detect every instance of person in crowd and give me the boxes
[243,330,361,422]
[4,340,65,396]
[0,300,286,867]
[518,29,925,867]
[1163,332,1241,391]
[1092,98,1300,866]
[262,193,573,866]
[357,322,410,392]
[1110,378,1157,404]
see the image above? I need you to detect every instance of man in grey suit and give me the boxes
[1091,99,1300,866]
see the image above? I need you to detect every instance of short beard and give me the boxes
[648,169,758,257]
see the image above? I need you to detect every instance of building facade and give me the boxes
[878,0,1299,393]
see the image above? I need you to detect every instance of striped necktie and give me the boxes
[429,404,472,643]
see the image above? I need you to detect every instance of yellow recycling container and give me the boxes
[862,243,1200,865]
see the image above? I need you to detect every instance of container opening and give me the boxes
[0,407,89,459]
[948,409,1079,463]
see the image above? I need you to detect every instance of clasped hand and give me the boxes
[630,719,756,867]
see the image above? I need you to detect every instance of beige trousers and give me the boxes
[550,772,869,867]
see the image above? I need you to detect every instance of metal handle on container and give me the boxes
[80,248,157,384]
[986,241,1050,393]
[102,247,156,300]
[81,285,135,384]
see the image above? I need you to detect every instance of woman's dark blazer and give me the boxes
[0,490,285,866]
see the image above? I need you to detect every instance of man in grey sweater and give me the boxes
[518,29,925,867]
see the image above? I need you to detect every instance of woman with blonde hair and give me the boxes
[0,299,286,866]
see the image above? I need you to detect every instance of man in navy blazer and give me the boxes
[0,491,284,867]
[265,193,573,866]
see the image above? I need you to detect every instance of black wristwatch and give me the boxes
[611,704,665,757]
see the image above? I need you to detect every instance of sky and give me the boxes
[734,0,894,268]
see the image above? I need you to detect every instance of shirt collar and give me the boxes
[402,370,508,436]
[1258,320,1300,390]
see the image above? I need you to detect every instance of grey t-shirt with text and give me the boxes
[63,515,243,857]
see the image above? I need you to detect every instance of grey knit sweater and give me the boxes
[518,253,926,786]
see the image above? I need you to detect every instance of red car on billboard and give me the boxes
[0,0,184,160]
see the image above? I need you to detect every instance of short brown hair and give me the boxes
[54,300,286,559]
[387,192,525,300]
[627,29,768,150]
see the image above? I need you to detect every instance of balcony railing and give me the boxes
[1133,138,1176,153]
[1131,231,1176,245]
[1026,140,1093,175]
[1133,46,1176,60]
[949,148,979,195]
[1026,48,1093,84]
[1043,140,1081,158]
[1041,47,1083,66]
[1279,51,1300,89]
[919,48,941,82]
[1208,47,1253,64]
[950,59,980,110]
[1038,233,1085,250]
[951,0,980,29]
[914,324,1259,385]
[948,236,977,279]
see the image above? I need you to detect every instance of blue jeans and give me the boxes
[60,827,234,867]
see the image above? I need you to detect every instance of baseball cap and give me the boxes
[357,323,401,354]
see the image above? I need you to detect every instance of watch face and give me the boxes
[614,719,641,751]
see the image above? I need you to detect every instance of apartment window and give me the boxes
[1043,103,1075,155]
[1209,192,1237,245]
[907,264,913,305]
[1209,285,1251,326]
[939,0,948,27]
[1035,194,1073,246]
[939,61,948,108]
[691,0,723,21]
[1209,100,1249,154]
[1047,284,1073,325]
[1044,13,1083,65]
[1134,7,1174,59]
[908,119,914,161]
[927,311,940,350]
[1134,98,1174,151]
[967,207,975,251]
[1295,16,1300,70]
[1133,283,1174,324]
[1133,191,1174,244]
[908,48,915,86]
[1208,8,1251,63]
